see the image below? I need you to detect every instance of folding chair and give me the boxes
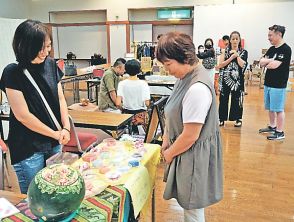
[93,69,104,78]
[63,116,98,154]
[57,59,65,71]
[144,96,169,144]
[0,139,11,190]
[87,69,103,103]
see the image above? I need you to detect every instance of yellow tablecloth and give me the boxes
[72,142,161,219]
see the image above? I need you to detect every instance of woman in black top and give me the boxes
[0,20,70,193]
[197,38,216,82]
[218,31,248,127]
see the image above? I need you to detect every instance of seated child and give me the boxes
[116,59,151,134]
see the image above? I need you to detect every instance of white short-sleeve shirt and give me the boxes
[117,79,150,110]
[182,82,212,124]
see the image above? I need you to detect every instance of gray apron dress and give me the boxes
[163,64,223,209]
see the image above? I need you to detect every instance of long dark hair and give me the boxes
[228,31,242,50]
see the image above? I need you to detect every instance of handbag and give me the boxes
[64,61,77,76]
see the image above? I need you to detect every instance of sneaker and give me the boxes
[259,126,276,134]
[219,121,225,127]
[234,120,242,127]
[267,131,285,140]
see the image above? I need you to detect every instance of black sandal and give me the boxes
[219,121,225,127]
[234,120,242,127]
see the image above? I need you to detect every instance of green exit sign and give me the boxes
[157,9,191,20]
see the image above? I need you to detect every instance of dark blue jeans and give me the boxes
[13,145,61,194]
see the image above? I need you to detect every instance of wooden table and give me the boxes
[68,110,133,138]
[68,103,99,112]
[0,190,26,205]
[147,80,176,90]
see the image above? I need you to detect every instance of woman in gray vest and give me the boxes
[156,32,223,222]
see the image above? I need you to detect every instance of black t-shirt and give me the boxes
[197,48,215,59]
[0,57,64,164]
[264,43,292,88]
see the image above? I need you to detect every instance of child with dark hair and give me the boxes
[125,59,141,76]
[222,35,230,48]
[116,59,150,134]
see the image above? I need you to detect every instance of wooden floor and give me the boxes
[154,84,294,222]
[3,84,294,222]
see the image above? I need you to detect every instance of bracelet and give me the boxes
[63,128,70,133]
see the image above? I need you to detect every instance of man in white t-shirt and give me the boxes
[116,59,151,134]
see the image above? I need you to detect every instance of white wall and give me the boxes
[53,25,107,59]
[1,0,291,65]
[131,24,153,42]
[0,0,30,19]
[29,0,197,22]
[153,25,193,41]
[0,18,25,75]
[110,25,126,63]
[0,17,25,140]
[29,0,293,22]
[193,2,294,63]
[50,10,106,23]
[28,0,294,64]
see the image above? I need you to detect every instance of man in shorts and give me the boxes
[259,25,292,140]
